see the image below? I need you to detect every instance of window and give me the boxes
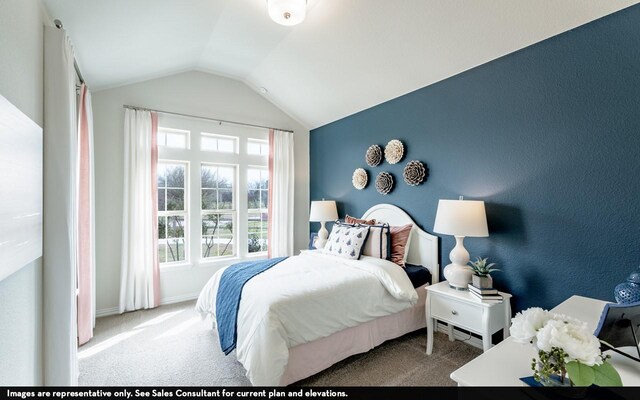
[201,164,236,259]
[157,114,269,265]
[158,128,189,149]
[247,139,269,156]
[247,168,269,254]
[201,133,238,153]
[158,162,188,264]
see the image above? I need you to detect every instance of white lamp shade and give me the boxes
[433,199,489,237]
[309,200,338,222]
[268,0,306,26]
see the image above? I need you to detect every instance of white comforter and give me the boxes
[195,250,418,386]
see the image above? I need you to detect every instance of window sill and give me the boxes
[159,262,192,272]
[245,252,268,259]
[197,256,240,269]
[160,254,270,271]
[196,254,269,268]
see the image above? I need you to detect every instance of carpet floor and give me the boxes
[79,301,481,386]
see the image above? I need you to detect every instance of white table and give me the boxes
[425,281,512,354]
[450,295,640,386]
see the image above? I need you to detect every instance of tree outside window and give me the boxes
[247,168,268,253]
[158,162,188,264]
[201,164,236,258]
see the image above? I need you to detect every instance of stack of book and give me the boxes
[468,284,503,303]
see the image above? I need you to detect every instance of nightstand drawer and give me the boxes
[430,295,482,331]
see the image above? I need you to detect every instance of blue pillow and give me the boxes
[404,264,432,288]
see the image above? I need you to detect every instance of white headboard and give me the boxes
[361,204,439,283]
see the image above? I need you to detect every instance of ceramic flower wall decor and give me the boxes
[365,145,383,167]
[375,172,394,195]
[358,140,429,194]
[403,160,427,186]
[384,139,404,164]
[352,168,368,190]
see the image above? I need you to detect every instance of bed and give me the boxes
[196,204,439,386]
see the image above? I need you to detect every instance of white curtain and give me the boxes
[268,129,295,257]
[43,26,78,385]
[120,109,160,313]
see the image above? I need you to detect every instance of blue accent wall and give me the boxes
[310,6,640,312]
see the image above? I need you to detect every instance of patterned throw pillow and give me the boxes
[323,224,370,260]
[345,214,376,225]
[335,220,390,260]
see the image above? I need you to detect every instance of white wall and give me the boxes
[92,71,309,314]
[0,0,49,385]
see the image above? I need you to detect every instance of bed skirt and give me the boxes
[280,283,428,385]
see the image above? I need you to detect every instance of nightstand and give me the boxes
[425,281,512,355]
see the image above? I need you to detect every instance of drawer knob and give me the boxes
[451,310,458,315]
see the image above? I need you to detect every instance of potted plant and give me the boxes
[468,257,500,288]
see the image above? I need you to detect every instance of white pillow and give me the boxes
[323,224,370,260]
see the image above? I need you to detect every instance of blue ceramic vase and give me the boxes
[614,266,640,303]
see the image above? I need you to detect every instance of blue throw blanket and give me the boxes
[216,257,288,355]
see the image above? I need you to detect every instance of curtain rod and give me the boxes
[122,105,294,133]
[54,20,85,85]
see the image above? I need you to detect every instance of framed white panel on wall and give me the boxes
[0,95,43,281]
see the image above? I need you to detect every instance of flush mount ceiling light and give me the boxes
[267,0,306,26]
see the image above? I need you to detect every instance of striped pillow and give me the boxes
[361,224,391,260]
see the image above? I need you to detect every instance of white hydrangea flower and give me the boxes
[510,307,552,344]
[535,319,602,366]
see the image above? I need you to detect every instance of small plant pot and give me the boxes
[472,274,493,289]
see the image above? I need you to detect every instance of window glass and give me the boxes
[247,139,269,156]
[247,168,268,253]
[201,133,237,153]
[158,128,189,149]
[157,162,188,264]
[201,164,236,259]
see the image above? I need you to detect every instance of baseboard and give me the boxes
[95,306,119,318]
[435,321,484,350]
[159,292,200,306]
[95,293,200,319]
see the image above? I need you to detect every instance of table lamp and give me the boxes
[309,200,338,249]
[433,197,489,290]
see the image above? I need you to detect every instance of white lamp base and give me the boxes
[443,236,473,290]
[444,263,474,290]
[315,221,329,249]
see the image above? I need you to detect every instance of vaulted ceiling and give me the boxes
[42,0,639,129]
